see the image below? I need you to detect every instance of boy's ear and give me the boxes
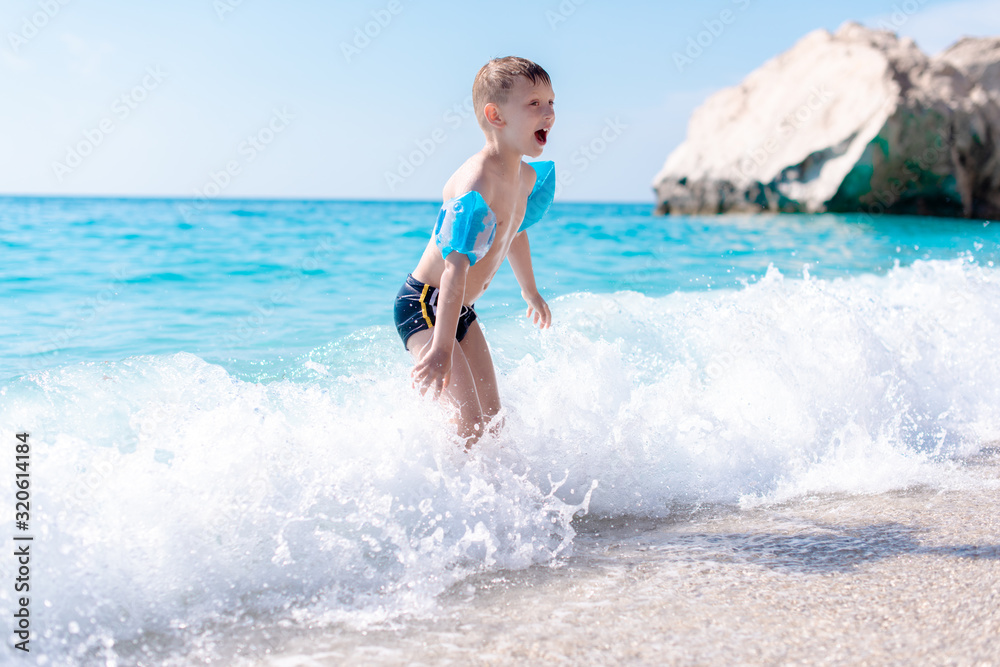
[484,102,504,128]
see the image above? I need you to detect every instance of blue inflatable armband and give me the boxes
[433,190,497,267]
[518,161,556,233]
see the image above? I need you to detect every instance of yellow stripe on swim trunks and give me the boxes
[419,284,433,328]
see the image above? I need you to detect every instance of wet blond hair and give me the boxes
[473,56,551,130]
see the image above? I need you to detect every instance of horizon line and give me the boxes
[0,193,658,207]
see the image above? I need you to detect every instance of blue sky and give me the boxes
[3,0,999,202]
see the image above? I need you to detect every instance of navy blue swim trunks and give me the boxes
[394,273,478,350]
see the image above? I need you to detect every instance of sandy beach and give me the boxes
[264,448,1000,666]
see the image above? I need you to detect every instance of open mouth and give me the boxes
[535,129,548,145]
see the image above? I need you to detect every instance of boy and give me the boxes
[393,56,557,447]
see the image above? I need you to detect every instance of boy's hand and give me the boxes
[522,289,551,329]
[411,344,452,400]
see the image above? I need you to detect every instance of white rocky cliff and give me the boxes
[652,22,1000,219]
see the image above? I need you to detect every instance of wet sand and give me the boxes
[261,452,1000,666]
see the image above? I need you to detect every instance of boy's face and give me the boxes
[496,76,555,158]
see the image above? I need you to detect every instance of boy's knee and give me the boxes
[487,414,506,436]
[460,419,485,449]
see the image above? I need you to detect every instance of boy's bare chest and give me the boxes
[489,194,525,240]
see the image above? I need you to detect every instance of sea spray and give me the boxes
[494,257,1000,514]
[1,256,998,664]
[0,356,596,663]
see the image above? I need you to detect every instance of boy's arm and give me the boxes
[411,252,470,398]
[507,231,551,329]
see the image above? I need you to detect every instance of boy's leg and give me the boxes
[457,320,503,434]
[407,329,486,444]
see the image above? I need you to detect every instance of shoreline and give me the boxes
[266,451,1000,666]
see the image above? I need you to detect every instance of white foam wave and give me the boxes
[0,354,591,663]
[492,257,1000,512]
[1,257,998,663]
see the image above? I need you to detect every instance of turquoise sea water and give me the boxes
[2,197,1000,664]
[2,197,998,379]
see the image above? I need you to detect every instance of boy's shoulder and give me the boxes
[442,154,488,202]
[444,153,512,205]
[520,159,538,191]
[441,154,537,204]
